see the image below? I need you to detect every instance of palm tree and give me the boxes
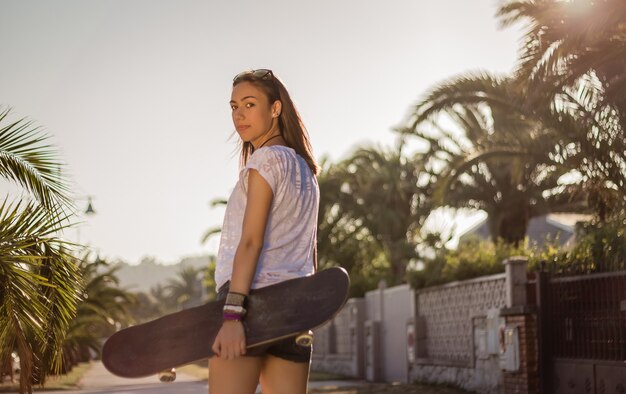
[200,198,227,245]
[0,201,81,390]
[498,0,626,114]
[318,143,432,285]
[149,283,177,314]
[0,108,72,209]
[400,74,587,244]
[62,256,136,368]
[166,266,204,309]
[317,158,390,295]
[498,0,626,214]
[0,107,81,393]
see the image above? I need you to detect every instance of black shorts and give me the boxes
[216,282,312,364]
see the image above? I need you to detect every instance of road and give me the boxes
[45,361,206,393]
[42,362,367,394]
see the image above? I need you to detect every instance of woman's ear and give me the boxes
[272,100,282,118]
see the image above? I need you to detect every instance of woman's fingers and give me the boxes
[217,341,236,360]
[212,323,246,360]
[211,338,221,357]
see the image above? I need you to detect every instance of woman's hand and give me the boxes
[211,320,246,360]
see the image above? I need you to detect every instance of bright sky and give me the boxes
[1,0,520,264]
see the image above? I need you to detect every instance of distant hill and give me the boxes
[113,255,214,293]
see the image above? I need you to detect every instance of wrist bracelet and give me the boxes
[225,292,247,307]
[223,305,247,315]
[223,312,243,321]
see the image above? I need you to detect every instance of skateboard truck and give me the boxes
[158,368,176,383]
[295,330,314,347]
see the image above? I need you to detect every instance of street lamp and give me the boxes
[75,195,97,244]
[84,196,96,215]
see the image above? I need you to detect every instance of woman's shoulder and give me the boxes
[255,145,295,155]
[251,145,296,163]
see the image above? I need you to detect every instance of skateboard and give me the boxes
[102,267,350,378]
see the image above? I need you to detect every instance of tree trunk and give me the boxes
[488,205,529,246]
[387,242,408,285]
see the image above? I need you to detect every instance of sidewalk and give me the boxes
[41,361,367,394]
[44,361,206,393]
[42,361,457,393]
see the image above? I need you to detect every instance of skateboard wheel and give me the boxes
[295,332,314,347]
[158,368,176,383]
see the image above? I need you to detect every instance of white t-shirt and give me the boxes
[215,145,319,290]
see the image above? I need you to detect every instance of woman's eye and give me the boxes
[230,105,237,110]
[246,103,255,108]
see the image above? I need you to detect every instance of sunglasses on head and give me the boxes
[233,69,274,82]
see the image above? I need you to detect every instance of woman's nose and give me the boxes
[233,108,244,120]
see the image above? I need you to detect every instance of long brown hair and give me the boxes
[233,70,320,176]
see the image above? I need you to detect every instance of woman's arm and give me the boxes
[228,168,273,294]
[211,168,273,360]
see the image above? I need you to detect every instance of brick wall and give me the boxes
[502,314,538,394]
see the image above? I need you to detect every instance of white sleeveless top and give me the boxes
[215,145,319,290]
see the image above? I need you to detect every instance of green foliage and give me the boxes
[320,243,392,298]
[166,266,203,309]
[0,108,84,393]
[409,216,626,289]
[317,143,433,290]
[408,236,529,289]
[125,292,162,325]
[62,256,136,368]
[399,74,593,244]
[0,107,73,210]
[203,257,217,301]
[530,218,626,274]
[498,0,626,113]
[398,0,626,249]
[443,236,528,281]
[497,0,626,212]
[128,258,217,324]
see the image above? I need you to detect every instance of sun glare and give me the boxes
[557,0,594,15]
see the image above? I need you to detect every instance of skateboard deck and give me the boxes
[102,267,349,378]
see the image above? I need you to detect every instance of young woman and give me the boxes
[209,69,320,394]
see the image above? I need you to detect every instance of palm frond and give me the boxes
[407,73,521,128]
[209,198,227,207]
[0,107,73,212]
[0,198,78,391]
[200,226,222,245]
[36,247,82,377]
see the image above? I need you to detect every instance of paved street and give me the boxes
[42,361,368,394]
[45,361,206,393]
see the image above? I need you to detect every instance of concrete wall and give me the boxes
[312,298,365,377]
[312,282,416,383]
[312,258,535,394]
[379,284,415,383]
[411,273,507,393]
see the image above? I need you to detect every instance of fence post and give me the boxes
[535,265,551,394]
[500,256,539,394]
[504,256,527,308]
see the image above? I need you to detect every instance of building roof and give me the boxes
[459,213,593,248]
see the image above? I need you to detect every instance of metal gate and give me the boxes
[537,270,626,394]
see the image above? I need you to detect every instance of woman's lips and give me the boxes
[236,125,250,132]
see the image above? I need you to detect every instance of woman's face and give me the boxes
[230,81,278,146]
